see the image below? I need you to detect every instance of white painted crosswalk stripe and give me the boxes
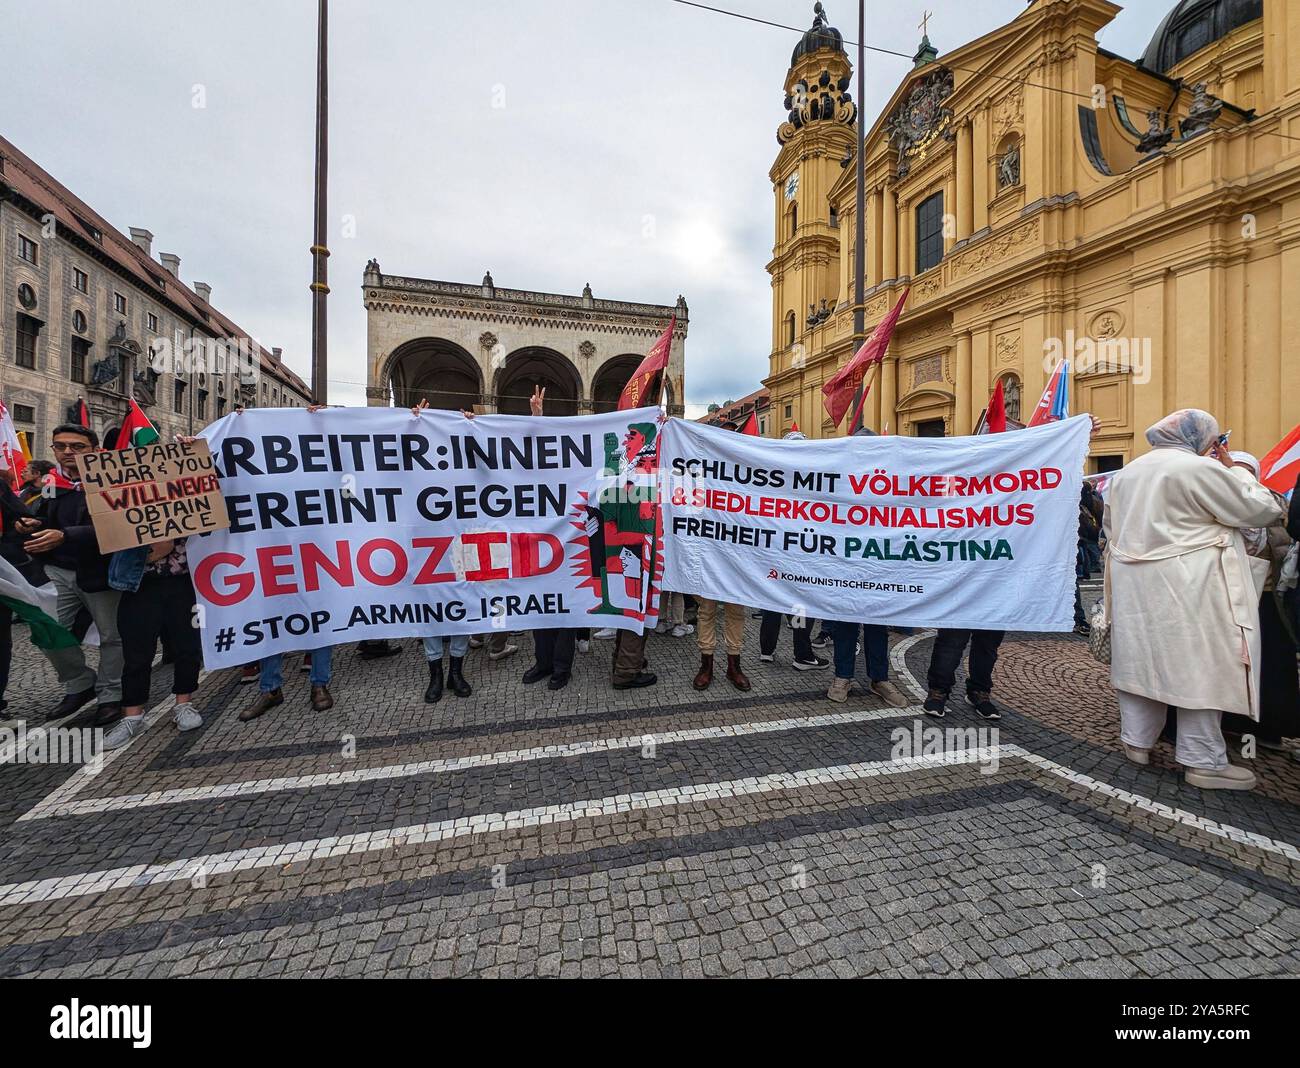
[24,705,923,820]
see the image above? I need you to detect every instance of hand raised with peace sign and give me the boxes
[529,384,545,417]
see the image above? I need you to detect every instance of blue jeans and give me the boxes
[423,635,469,661]
[829,621,889,682]
[260,647,331,691]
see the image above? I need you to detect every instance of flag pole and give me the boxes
[309,0,329,405]
[848,0,867,434]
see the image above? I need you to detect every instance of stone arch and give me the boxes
[385,337,482,410]
[590,354,646,413]
[495,347,581,416]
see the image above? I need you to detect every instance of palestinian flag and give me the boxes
[0,557,77,651]
[111,400,160,450]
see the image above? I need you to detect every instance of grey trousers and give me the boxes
[42,565,124,704]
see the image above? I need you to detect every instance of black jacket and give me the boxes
[0,481,35,570]
[33,484,110,592]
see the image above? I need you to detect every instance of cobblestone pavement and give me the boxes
[1,606,1298,978]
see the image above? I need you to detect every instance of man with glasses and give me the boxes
[20,424,124,724]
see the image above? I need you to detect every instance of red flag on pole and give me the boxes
[74,398,91,429]
[1027,361,1070,427]
[789,420,799,433]
[986,379,1007,434]
[739,411,759,436]
[618,316,674,411]
[821,288,909,429]
[1260,422,1300,493]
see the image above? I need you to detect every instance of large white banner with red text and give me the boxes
[192,407,663,668]
[660,415,1092,631]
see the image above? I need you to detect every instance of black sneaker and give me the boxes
[922,689,947,718]
[967,690,1001,720]
[792,655,830,671]
[811,634,832,650]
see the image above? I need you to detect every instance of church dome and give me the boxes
[791,2,845,66]
[1139,0,1262,74]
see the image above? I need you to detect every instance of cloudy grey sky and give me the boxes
[1,0,1169,414]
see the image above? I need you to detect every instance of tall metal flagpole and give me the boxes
[310,0,329,404]
[849,0,866,432]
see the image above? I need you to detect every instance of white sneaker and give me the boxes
[577,640,591,653]
[102,715,149,750]
[759,653,775,663]
[173,704,203,732]
[671,624,694,638]
[593,628,616,640]
[1121,743,1150,765]
[488,643,519,661]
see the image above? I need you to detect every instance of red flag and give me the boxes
[74,398,91,429]
[986,379,1007,434]
[618,316,674,411]
[1260,422,1300,493]
[821,289,909,428]
[789,420,799,433]
[739,412,759,436]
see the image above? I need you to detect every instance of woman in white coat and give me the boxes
[1105,409,1286,791]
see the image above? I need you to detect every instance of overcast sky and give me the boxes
[1,0,1169,415]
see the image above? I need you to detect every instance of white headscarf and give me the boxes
[1143,409,1220,454]
[1229,451,1260,477]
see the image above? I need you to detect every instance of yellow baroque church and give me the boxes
[763,0,1300,468]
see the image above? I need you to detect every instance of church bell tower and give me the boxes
[769,3,858,368]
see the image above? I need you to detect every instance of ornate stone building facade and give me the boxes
[764,0,1300,466]
[0,135,309,451]
[363,262,687,417]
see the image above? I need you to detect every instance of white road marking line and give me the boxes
[0,745,1009,906]
[16,672,208,823]
[24,705,924,820]
[889,629,935,701]
[4,740,1296,908]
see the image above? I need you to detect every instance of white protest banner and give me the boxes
[660,415,1092,631]
[192,407,664,668]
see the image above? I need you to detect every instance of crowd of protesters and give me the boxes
[1,404,1295,794]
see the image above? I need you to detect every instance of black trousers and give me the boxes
[119,574,202,706]
[759,610,813,660]
[926,628,1005,697]
[532,628,575,679]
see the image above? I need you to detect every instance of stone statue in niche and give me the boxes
[997,142,1020,189]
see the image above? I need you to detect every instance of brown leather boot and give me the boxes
[726,655,751,692]
[310,684,334,711]
[693,653,714,690]
[239,688,283,722]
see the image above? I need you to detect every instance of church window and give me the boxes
[789,204,798,237]
[830,205,839,228]
[915,192,944,274]
[786,311,796,347]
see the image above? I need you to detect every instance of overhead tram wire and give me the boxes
[668,0,1300,145]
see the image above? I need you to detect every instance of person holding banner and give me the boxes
[23,424,124,725]
[101,537,204,749]
[1106,410,1286,790]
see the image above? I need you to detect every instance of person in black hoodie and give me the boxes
[24,424,123,724]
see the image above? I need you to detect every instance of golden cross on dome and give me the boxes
[919,10,932,37]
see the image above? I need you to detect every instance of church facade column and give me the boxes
[954,330,972,435]
[956,119,973,241]
[881,183,897,281]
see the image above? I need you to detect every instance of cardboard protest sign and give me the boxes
[78,439,230,553]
